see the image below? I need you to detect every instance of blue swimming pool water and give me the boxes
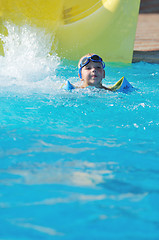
[0,24,159,240]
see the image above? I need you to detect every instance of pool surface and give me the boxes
[0,24,159,240]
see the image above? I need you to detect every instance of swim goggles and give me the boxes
[79,54,105,78]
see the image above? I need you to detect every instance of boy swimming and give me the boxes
[62,53,134,92]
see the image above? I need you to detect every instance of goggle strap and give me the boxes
[79,67,82,79]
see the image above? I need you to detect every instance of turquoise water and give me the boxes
[0,24,159,239]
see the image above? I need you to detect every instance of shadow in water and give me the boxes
[133,50,159,64]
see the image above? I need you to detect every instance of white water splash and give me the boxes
[0,22,61,90]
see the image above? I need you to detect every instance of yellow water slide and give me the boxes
[0,0,140,62]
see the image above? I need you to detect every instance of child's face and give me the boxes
[80,61,105,87]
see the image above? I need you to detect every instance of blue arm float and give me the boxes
[61,80,75,90]
[110,77,134,93]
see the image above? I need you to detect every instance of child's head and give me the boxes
[78,53,105,88]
